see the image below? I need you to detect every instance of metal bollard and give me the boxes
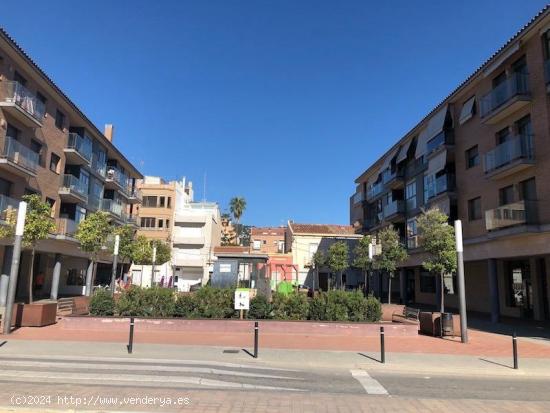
[513,331,518,370]
[380,326,385,364]
[254,321,259,358]
[127,317,135,354]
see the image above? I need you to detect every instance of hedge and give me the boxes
[89,286,382,322]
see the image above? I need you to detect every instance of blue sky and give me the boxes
[2,1,546,226]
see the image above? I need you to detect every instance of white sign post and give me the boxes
[234,288,250,319]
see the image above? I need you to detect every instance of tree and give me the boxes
[312,250,326,291]
[229,197,246,245]
[112,225,136,278]
[374,226,408,304]
[150,239,171,265]
[353,235,373,295]
[75,211,112,295]
[417,208,457,313]
[131,236,171,265]
[327,241,349,290]
[19,195,56,303]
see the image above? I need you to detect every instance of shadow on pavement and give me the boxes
[479,357,514,370]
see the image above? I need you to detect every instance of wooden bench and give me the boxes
[392,306,420,324]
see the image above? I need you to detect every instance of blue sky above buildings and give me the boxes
[2,0,547,226]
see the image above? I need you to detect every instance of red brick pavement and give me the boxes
[3,321,550,358]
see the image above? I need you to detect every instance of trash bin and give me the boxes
[441,312,454,337]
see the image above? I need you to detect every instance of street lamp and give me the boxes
[151,244,157,287]
[454,220,468,343]
[3,201,27,335]
[110,234,120,295]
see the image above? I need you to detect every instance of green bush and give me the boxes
[365,293,382,322]
[346,290,369,322]
[115,286,175,317]
[194,286,235,318]
[89,289,115,316]
[248,294,272,319]
[174,294,198,318]
[307,290,381,322]
[324,290,349,321]
[271,292,288,319]
[308,293,327,320]
[272,292,308,320]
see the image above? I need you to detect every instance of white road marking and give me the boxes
[350,369,388,395]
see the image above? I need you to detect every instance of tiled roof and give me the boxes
[0,27,143,178]
[354,4,550,183]
[289,222,357,235]
[213,246,249,254]
[250,227,285,236]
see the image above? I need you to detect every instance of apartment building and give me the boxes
[285,222,362,290]
[0,28,142,301]
[250,227,296,285]
[350,7,550,321]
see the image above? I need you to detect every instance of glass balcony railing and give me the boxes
[426,132,446,154]
[101,199,123,217]
[406,197,417,211]
[407,235,419,249]
[61,174,88,199]
[56,217,78,236]
[66,133,92,163]
[406,157,427,177]
[424,174,454,201]
[128,187,142,200]
[383,200,405,218]
[382,169,403,185]
[91,153,107,177]
[2,136,39,173]
[367,182,384,200]
[106,167,129,192]
[88,195,101,211]
[0,194,19,222]
[483,134,534,174]
[480,72,530,118]
[352,192,365,205]
[0,81,46,123]
[485,200,537,231]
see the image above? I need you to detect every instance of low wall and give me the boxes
[60,317,418,337]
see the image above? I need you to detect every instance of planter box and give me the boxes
[12,302,58,327]
[72,296,90,315]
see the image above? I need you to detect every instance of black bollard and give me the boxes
[254,321,259,358]
[380,326,385,364]
[127,317,135,354]
[513,331,518,370]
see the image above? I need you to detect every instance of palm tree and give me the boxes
[229,197,246,245]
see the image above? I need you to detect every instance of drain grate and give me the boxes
[222,349,240,354]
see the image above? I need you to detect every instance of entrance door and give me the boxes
[508,261,533,319]
[406,269,416,304]
[318,272,329,291]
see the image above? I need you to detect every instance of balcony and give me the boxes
[59,174,88,203]
[352,191,365,205]
[101,199,123,218]
[56,217,78,237]
[0,136,39,177]
[127,187,142,204]
[383,200,405,222]
[485,200,537,232]
[0,81,45,127]
[105,167,129,193]
[382,169,404,189]
[483,134,534,180]
[173,251,204,267]
[367,182,384,201]
[480,73,530,124]
[406,197,417,212]
[64,133,92,166]
[88,195,101,211]
[407,235,419,249]
[125,213,139,227]
[0,194,19,223]
[425,174,455,202]
[91,153,107,179]
[426,131,453,159]
[405,157,428,178]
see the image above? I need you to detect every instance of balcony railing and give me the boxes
[480,72,529,118]
[126,213,138,225]
[128,187,142,200]
[106,167,129,191]
[485,200,537,231]
[88,195,101,211]
[405,157,427,178]
[66,133,92,163]
[382,169,403,186]
[91,153,107,177]
[425,174,454,201]
[2,136,39,173]
[56,217,78,236]
[101,199,123,217]
[0,194,19,222]
[407,235,419,249]
[352,192,365,205]
[483,134,534,175]
[367,182,384,200]
[61,174,88,199]
[426,131,451,155]
[0,81,46,123]
[383,200,405,218]
[406,197,417,211]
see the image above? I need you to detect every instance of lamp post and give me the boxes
[110,234,120,295]
[455,220,468,343]
[367,242,374,295]
[3,201,27,335]
[151,244,157,287]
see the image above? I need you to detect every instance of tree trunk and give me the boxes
[387,273,392,305]
[440,271,445,313]
[28,248,35,304]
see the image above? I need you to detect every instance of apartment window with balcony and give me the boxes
[468,197,481,221]
[406,218,417,249]
[6,123,19,139]
[519,177,536,201]
[516,114,532,137]
[167,197,172,208]
[405,180,416,210]
[465,145,479,169]
[47,153,59,174]
[496,127,510,144]
[159,196,166,207]
[140,217,156,228]
[142,196,158,207]
[158,219,164,228]
[499,185,515,206]
[55,110,65,130]
[36,91,47,106]
[30,139,43,166]
[0,178,11,197]
[13,71,26,86]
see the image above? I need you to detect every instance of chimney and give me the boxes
[104,124,114,142]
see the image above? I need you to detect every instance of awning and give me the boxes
[426,105,448,140]
[396,139,412,163]
[426,149,447,175]
[380,146,400,172]
[414,128,429,159]
[459,96,476,125]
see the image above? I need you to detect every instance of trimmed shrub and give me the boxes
[89,289,115,316]
[324,290,349,321]
[174,294,198,318]
[272,292,308,320]
[346,290,369,322]
[248,294,272,319]
[194,286,235,318]
[116,286,147,316]
[271,292,288,320]
[308,293,327,320]
[365,293,382,322]
[115,286,175,317]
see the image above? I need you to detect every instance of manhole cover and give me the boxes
[223,349,240,354]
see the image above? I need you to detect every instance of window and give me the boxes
[30,139,43,166]
[140,217,156,228]
[499,185,514,206]
[158,219,164,228]
[496,127,510,144]
[458,96,476,125]
[465,145,479,169]
[142,196,158,207]
[165,219,170,228]
[6,123,19,139]
[14,71,26,86]
[49,153,60,173]
[516,115,532,137]
[505,261,530,308]
[36,91,47,105]
[167,197,172,208]
[46,197,56,217]
[159,196,165,207]
[519,177,536,201]
[253,240,261,250]
[407,218,418,249]
[55,110,65,130]
[420,271,436,293]
[468,197,481,221]
[277,240,284,253]
[0,177,12,197]
[405,180,416,210]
